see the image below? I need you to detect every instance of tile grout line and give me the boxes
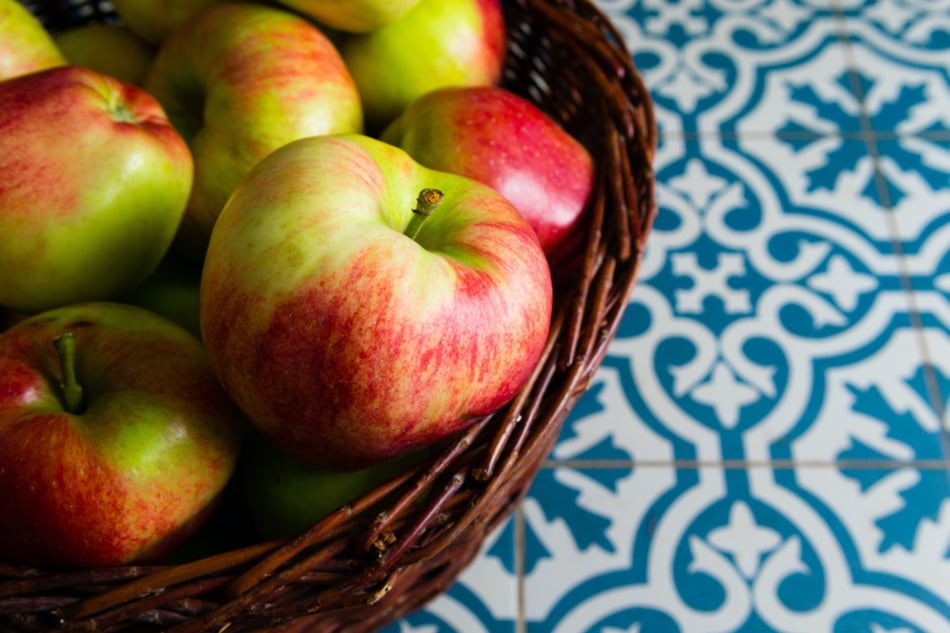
[656,129,950,144]
[540,459,950,469]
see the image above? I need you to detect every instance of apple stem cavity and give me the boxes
[403,188,444,241]
[54,332,85,414]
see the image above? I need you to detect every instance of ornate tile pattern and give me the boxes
[386,0,950,631]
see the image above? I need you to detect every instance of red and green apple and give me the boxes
[0,65,193,314]
[200,134,552,469]
[0,302,244,568]
[143,2,364,257]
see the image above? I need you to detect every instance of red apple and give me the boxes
[339,0,506,131]
[143,2,364,258]
[0,302,244,568]
[200,134,552,469]
[0,0,65,81]
[0,66,193,314]
[382,85,594,271]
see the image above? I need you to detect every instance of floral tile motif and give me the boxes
[388,0,950,631]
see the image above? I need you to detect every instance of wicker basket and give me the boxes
[1,1,657,630]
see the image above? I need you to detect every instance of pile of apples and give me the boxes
[0,0,595,570]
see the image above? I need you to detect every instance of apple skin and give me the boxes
[0,66,193,315]
[54,23,155,85]
[0,0,65,80]
[200,134,552,469]
[110,0,229,45]
[272,0,424,32]
[340,0,506,132]
[0,302,244,568]
[382,86,594,271]
[143,2,364,258]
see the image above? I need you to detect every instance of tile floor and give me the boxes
[386,0,950,631]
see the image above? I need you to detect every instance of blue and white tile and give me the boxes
[625,133,945,464]
[703,24,863,136]
[521,465,950,632]
[834,0,950,51]
[549,355,675,463]
[872,135,950,250]
[836,0,950,131]
[871,134,950,432]
[601,0,858,135]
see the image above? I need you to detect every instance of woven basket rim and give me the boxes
[1,1,658,631]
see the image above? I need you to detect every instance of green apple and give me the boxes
[200,134,553,469]
[241,431,426,540]
[0,0,65,80]
[0,302,243,567]
[54,23,155,85]
[110,0,230,45]
[340,0,506,131]
[0,65,193,314]
[381,85,594,273]
[272,0,424,32]
[143,2,364,258]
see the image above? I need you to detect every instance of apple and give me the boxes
[240,431,427,539]
[0,65,193,315]
[143,2,364,258]
[53,23,155,85]
[339,0,506,131]
[110,0,230,45]
[0,0,65,80]
[272,0,424,33]
[382,85,594,272]
[200,134,553,469]
[0,301,244,568]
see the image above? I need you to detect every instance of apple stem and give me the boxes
[54,332,84,414]
[403,188,444,241]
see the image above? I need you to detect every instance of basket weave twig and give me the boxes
[1,0,657,630]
